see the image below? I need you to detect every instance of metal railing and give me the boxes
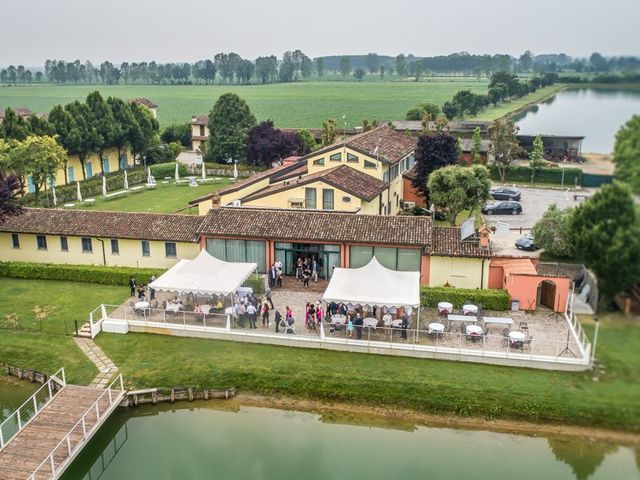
[28,374,125,480]
[106,304,228,330]
[0,367,66,450]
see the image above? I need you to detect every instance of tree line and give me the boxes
[0,93,160,197]
[2,51,637,86]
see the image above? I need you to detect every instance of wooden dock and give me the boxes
[0,379,125,480]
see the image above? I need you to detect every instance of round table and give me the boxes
[466,324,483,335]
[463,304,478,315]
[509,331,526,341]
[428,322,445,334]
[363,317,378,328]
[134,301,149,310]
[437,302,453,314]
[331,314,347,325]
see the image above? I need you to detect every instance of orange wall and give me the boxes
[504,274,571,313]
[488,265,504,289]
[421,254,430,286]
[402,178,427,207]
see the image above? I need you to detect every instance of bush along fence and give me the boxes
[0,261,165,286]
[489,165,583,186]
[421,286,511,311]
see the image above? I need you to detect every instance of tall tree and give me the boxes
[405,103,441,121]
[297,129,317,152]
[107,97,135,169]
[529,134,545,184]
[0,108,31,140]
[27,114,55,136]
[531,204,574,258]
[395,54,407,77]
[16,136,67,205]
[315,57,325,77]
[47,105,75,183]
[428,165,491,225]
[128,102,159,163]
[353,68,366,82]
[86,91,116,174]
[300,55,313,80]
[518,51,534,71]
[339,57,351,79]
[411,133,459,200]
[321,119,337,146]
[63,100,100,179]
[206,93,257,163]
[569,182,639,298]
[613,115,640,194]
[246,120,307,167]
[365,53,380,73]
[489,118,520,182]
[470,127,483,164]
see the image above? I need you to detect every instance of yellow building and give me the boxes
[189,126,417,216]
[0,209,201,269]
[429,226,491,289]
[190,115,209,152]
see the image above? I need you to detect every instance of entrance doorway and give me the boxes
[274,242,341,280]
[537,280,557,310]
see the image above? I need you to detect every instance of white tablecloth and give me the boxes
[437,302,453,313]
[428,322,445,334]
[463,304,478,315]
[166,303,182,313]
[236,287,253,298]
[466,324,483,335]
[134,301,149,310]
[331,314,347,325]
[363,317,378,328]
[509,331,526,341]
[198,305,212,314]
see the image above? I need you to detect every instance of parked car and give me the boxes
[481,201,523,215]
[491,186,521,201]
[515,234,538,251]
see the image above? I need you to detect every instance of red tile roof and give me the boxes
[190,115,209,126]
[198,207,432,246]
[431,226,491,258]
[0,208,201,242]
[130,98,158,108]
[241,165,387,203]
[0,107,33,120]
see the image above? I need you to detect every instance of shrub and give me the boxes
[0,261,165,286]
[488,165,582,185]
[420,286,511,311]
[150,162,188,178]
[243,274,265,295]
[203,162,266,172]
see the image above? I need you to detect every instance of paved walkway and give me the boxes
[73,337,118,389]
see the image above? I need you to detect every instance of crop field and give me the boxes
[0,79,489,128]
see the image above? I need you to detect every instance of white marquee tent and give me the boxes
[149,249,257,296]
[322,257,420,308]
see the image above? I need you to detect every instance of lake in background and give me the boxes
[514,87,640,154]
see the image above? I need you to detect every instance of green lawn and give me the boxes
[0,278,638,432]
[72,179,230,214]
[0,279,129,384]
[0,80,489,128]
[472,84,565,121]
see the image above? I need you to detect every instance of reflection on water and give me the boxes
[58,401,639,480]
[515,88,640,154]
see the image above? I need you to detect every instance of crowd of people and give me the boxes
[268,255,328,289]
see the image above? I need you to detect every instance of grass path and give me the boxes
[472,85,566,121]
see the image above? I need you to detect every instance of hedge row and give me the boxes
[0,262,165,286]
[420,286,511,311]
[150,162,188,179]
[203,162,266,173]
[489,165,583,185]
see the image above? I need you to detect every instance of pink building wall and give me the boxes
[504,274,572,313]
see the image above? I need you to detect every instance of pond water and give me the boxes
[514,87,640,154]
[55,402,638,480]
[0,377,38,422]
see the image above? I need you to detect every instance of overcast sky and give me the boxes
[2,0,639,66]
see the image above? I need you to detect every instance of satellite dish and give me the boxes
[460,217,475,241]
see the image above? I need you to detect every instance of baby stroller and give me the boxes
[279,314,296,334]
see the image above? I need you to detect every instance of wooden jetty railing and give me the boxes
[0,367,66,450]
[27,374,125,480]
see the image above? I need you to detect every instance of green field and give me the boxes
[0,277,638,432]
[72,179,230,214]
[0,80,489,128]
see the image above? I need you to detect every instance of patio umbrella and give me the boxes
[233,161,238,180]
[102,176,107,196]
[147,166,152,183]
[124,170,129,190]
[175,162,180,182]
[76,182,83,202]
[201,159,206,180]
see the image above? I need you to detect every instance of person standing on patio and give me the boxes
[269,264,276,288]
[312,257,318,283]
[149,275,156,301]
[354,313,364,340]
[302,268,310,288]
[237,301,246,328]
[261,301,270,327]
[316,302,323,324]
[129,276,136,297]
[401,312,410,339]
[265,287,274,309]
[347,315,354,338]
[246,302,257,329]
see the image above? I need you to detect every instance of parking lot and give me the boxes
[483,186,594,230]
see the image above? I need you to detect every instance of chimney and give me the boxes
[478,225,490,249]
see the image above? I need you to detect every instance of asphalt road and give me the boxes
[483,186,592,230]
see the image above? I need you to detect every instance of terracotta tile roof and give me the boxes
[241,165,388,204]
[431,226,491,258]
[0,107,33,120]
[191,115,209,126]
[130,98,158,108]
[0,208,202,243]
[458,138,490,153]
[346,126,417,164]
[198,207,432,246]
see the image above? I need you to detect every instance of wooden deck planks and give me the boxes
[0,385,120,480]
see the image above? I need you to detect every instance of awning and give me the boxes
[322,257,420,308]
[149,249,257,296]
